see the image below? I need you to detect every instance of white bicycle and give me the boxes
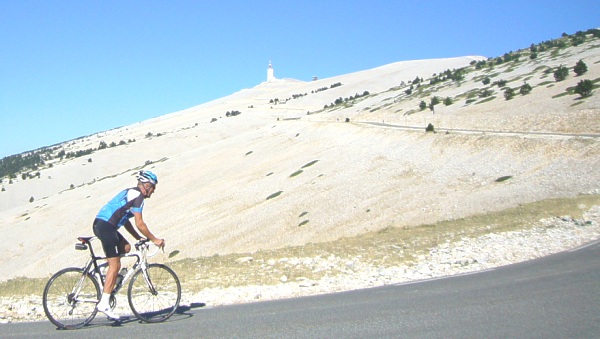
[42,236,181,329]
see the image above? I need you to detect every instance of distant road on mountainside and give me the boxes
[362,121,600,139]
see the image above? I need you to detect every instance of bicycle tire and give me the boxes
[42,267,101,329]
[127,263,181,323]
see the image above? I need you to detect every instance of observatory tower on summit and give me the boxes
[267,61,275,82]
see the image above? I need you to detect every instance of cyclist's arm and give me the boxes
[132,211,164,247]
[123,220,142,240]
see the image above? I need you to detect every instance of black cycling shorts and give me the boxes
[93,218,125,258]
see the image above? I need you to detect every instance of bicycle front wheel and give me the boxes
[42,267,101,329]
[128,264,181,323]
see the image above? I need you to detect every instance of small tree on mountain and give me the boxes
[574,79,594,98]
[504,88,515,100]
[494,80,507,87]
[554,65,569,82]
[479,89,493,98]
[573,59,588,76]
[520,83,532,95]
[571,31,586,46]
[529,43,538,53]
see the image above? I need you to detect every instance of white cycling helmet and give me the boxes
[137,170,158,185]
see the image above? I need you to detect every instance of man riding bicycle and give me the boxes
[92,170,165,319]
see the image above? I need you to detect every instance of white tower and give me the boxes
[267,61,275,82]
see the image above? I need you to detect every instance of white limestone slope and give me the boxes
[1,39,599,282]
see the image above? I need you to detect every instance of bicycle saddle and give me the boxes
[77,236,95,243]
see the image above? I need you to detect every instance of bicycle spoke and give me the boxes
[42,268,100,329]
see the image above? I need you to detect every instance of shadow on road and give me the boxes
[50,303,208,331]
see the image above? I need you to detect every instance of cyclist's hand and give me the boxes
[153,238,165,249]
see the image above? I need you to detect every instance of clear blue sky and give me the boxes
[1,1,598,158]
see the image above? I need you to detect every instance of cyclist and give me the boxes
[92,170,165,319]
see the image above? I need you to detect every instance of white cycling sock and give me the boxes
[98,293,110,307]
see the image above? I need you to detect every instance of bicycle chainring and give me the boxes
[109,294,117,309]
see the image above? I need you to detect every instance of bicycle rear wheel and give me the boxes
[42,267,101,329]
[128,264,181,323]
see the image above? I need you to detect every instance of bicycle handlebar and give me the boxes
[76,236,164,258]
[134,238,163,258]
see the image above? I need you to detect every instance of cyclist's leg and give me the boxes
[93,219,125,293]
[118,233,132,254]
[96,257,121,319]
[104,257,121,294]
[93,219,123,319]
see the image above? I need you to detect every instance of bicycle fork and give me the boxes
[140,263,159,296]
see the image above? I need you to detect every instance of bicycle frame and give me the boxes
[77,236,152,295]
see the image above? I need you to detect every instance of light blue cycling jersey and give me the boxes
[96,187,145,228]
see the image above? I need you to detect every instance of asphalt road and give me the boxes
[3,240,600,338]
